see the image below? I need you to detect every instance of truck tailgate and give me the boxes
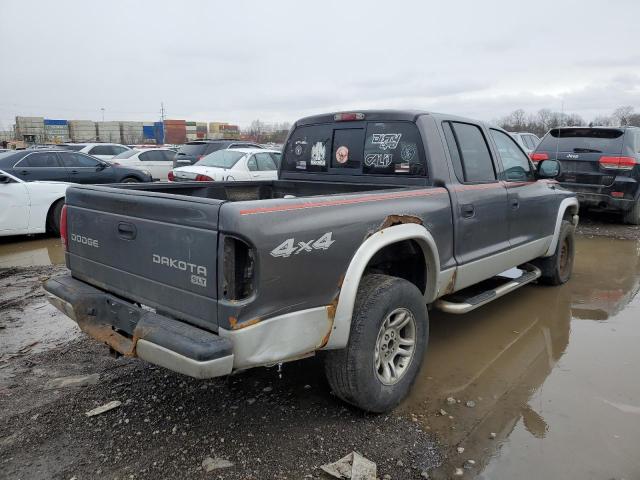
[64,186,221,331]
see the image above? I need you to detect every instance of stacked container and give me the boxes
[120,121,144,144]
[16,116,45,143]
[69,120,97,142]
[142,122,156,143]
[153,121,165,144]
[208,122,240,140]
[43,119,70,142]
[164,119,186,144]
[185,121,197,141]
[196,122,208,139]
[96,121,122,143]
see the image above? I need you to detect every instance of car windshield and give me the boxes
[538,128,625,154]
[114,150,138,159]
[177,143,208,156]
[195,150,245,168]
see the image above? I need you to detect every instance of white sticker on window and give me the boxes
[365,153,393,167]
[400,143,417,162]
[310,141,326,166]
[372,133,402,150]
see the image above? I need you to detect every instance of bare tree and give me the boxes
[612,106,635,126]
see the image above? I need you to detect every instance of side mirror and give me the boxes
[0,174,11,184]
[537,159,561,179]
[96,163,108,171]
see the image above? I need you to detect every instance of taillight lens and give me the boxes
[60,205,68,250]
[195,174,214,181]
[599,156,637,170]
[167,170,175,181]
[530,152,549,162]
[334,112,365,121]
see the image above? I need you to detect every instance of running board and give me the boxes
[435,264,541,314]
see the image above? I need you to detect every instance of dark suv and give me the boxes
[173,140,263,168]
[531,126,640,224]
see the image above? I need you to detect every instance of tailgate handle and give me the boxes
[117,222,137,240]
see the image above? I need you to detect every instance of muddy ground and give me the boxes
[1,214,639,479]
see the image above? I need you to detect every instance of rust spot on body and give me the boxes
[229,316,261,330]
[379,214,423,230]
[77,318,136,357]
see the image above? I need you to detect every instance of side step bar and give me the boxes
[435,264,541,314]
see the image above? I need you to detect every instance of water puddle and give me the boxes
[0,235,65,268]
[403,236,640,479]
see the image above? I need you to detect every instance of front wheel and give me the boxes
[121,177,140,183]
[533,220,575,286]
[324,274,428,413]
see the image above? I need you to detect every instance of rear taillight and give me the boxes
[167,170,175,181]
[195,174,214,181]
[60,205,68,250]
[530,152,549,162]
[222,236,255,300]
[197,154,205,160]
[599,156,637,170]
[334,112,365,121]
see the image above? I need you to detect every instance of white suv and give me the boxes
[60,143,131,161]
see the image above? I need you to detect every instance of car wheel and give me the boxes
[121,177,139,183]
[324,274,428,413]
[533,220,575,286]
[623,199,640,225]
[46,200,64,236]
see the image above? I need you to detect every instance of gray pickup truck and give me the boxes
[44,110,579,412]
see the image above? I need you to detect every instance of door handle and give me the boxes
[70,170,79,174]
[461,203,475,218]
[20,170,29,175]
[511,199,519,209]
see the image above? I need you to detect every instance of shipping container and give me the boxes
[68,120,97,142]
[120,121,144,144]
[153,121,164,144]
[97,121,122,143]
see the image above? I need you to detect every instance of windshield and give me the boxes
[538,128,625,153]
[177,143,208,156]
[114,150,138,159]
[196,150,245,168]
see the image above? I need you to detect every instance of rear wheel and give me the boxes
[324,274,428,413]
[121,177,139,183]
[623,199,640,225]
[46,200,64,236]
[533,220,575,286]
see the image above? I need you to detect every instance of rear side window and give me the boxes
[444,122,496,183]
[538,128,625,154]
[18,152,61,168]
[89,145,116,156]
[283,121,426,176]
[60,152,100,167]
[255,152,277,171]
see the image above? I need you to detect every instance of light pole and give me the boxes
[101,108,105,122]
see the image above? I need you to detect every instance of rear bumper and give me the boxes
[560,179,638,212]
[44,275,234,379]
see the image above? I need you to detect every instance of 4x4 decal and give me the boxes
[270,232,335,258]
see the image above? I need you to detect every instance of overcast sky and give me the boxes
[1,0,639,130]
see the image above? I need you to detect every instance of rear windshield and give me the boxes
[283,121,426,176]
[113,150,138,159]
[538,128,625,153]
[196,150,245,168]
[60,144,85,151]
[177,143,208,156]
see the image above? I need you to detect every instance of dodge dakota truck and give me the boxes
[44,110,579,412]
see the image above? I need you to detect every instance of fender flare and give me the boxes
[323,223,440,350]
[543,197,579,257]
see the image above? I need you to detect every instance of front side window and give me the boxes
[490,129,533,181]
[139,150,166,162]
[447,122,496,183]
[112,146,128,155]
[89,145,112,156]
[247,155,258,171]
[19,152,61,168]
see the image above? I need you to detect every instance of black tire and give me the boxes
[324,274,428,413]
[533,220,575,286]
[121,176,140,183]
[46,200,64,236]
[623,199,640,225]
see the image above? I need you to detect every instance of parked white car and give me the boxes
[112,148,176,181]
[169,148,281,182]
[508,132,541,154]
[0,169,69,236]
[59,143,131,161]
